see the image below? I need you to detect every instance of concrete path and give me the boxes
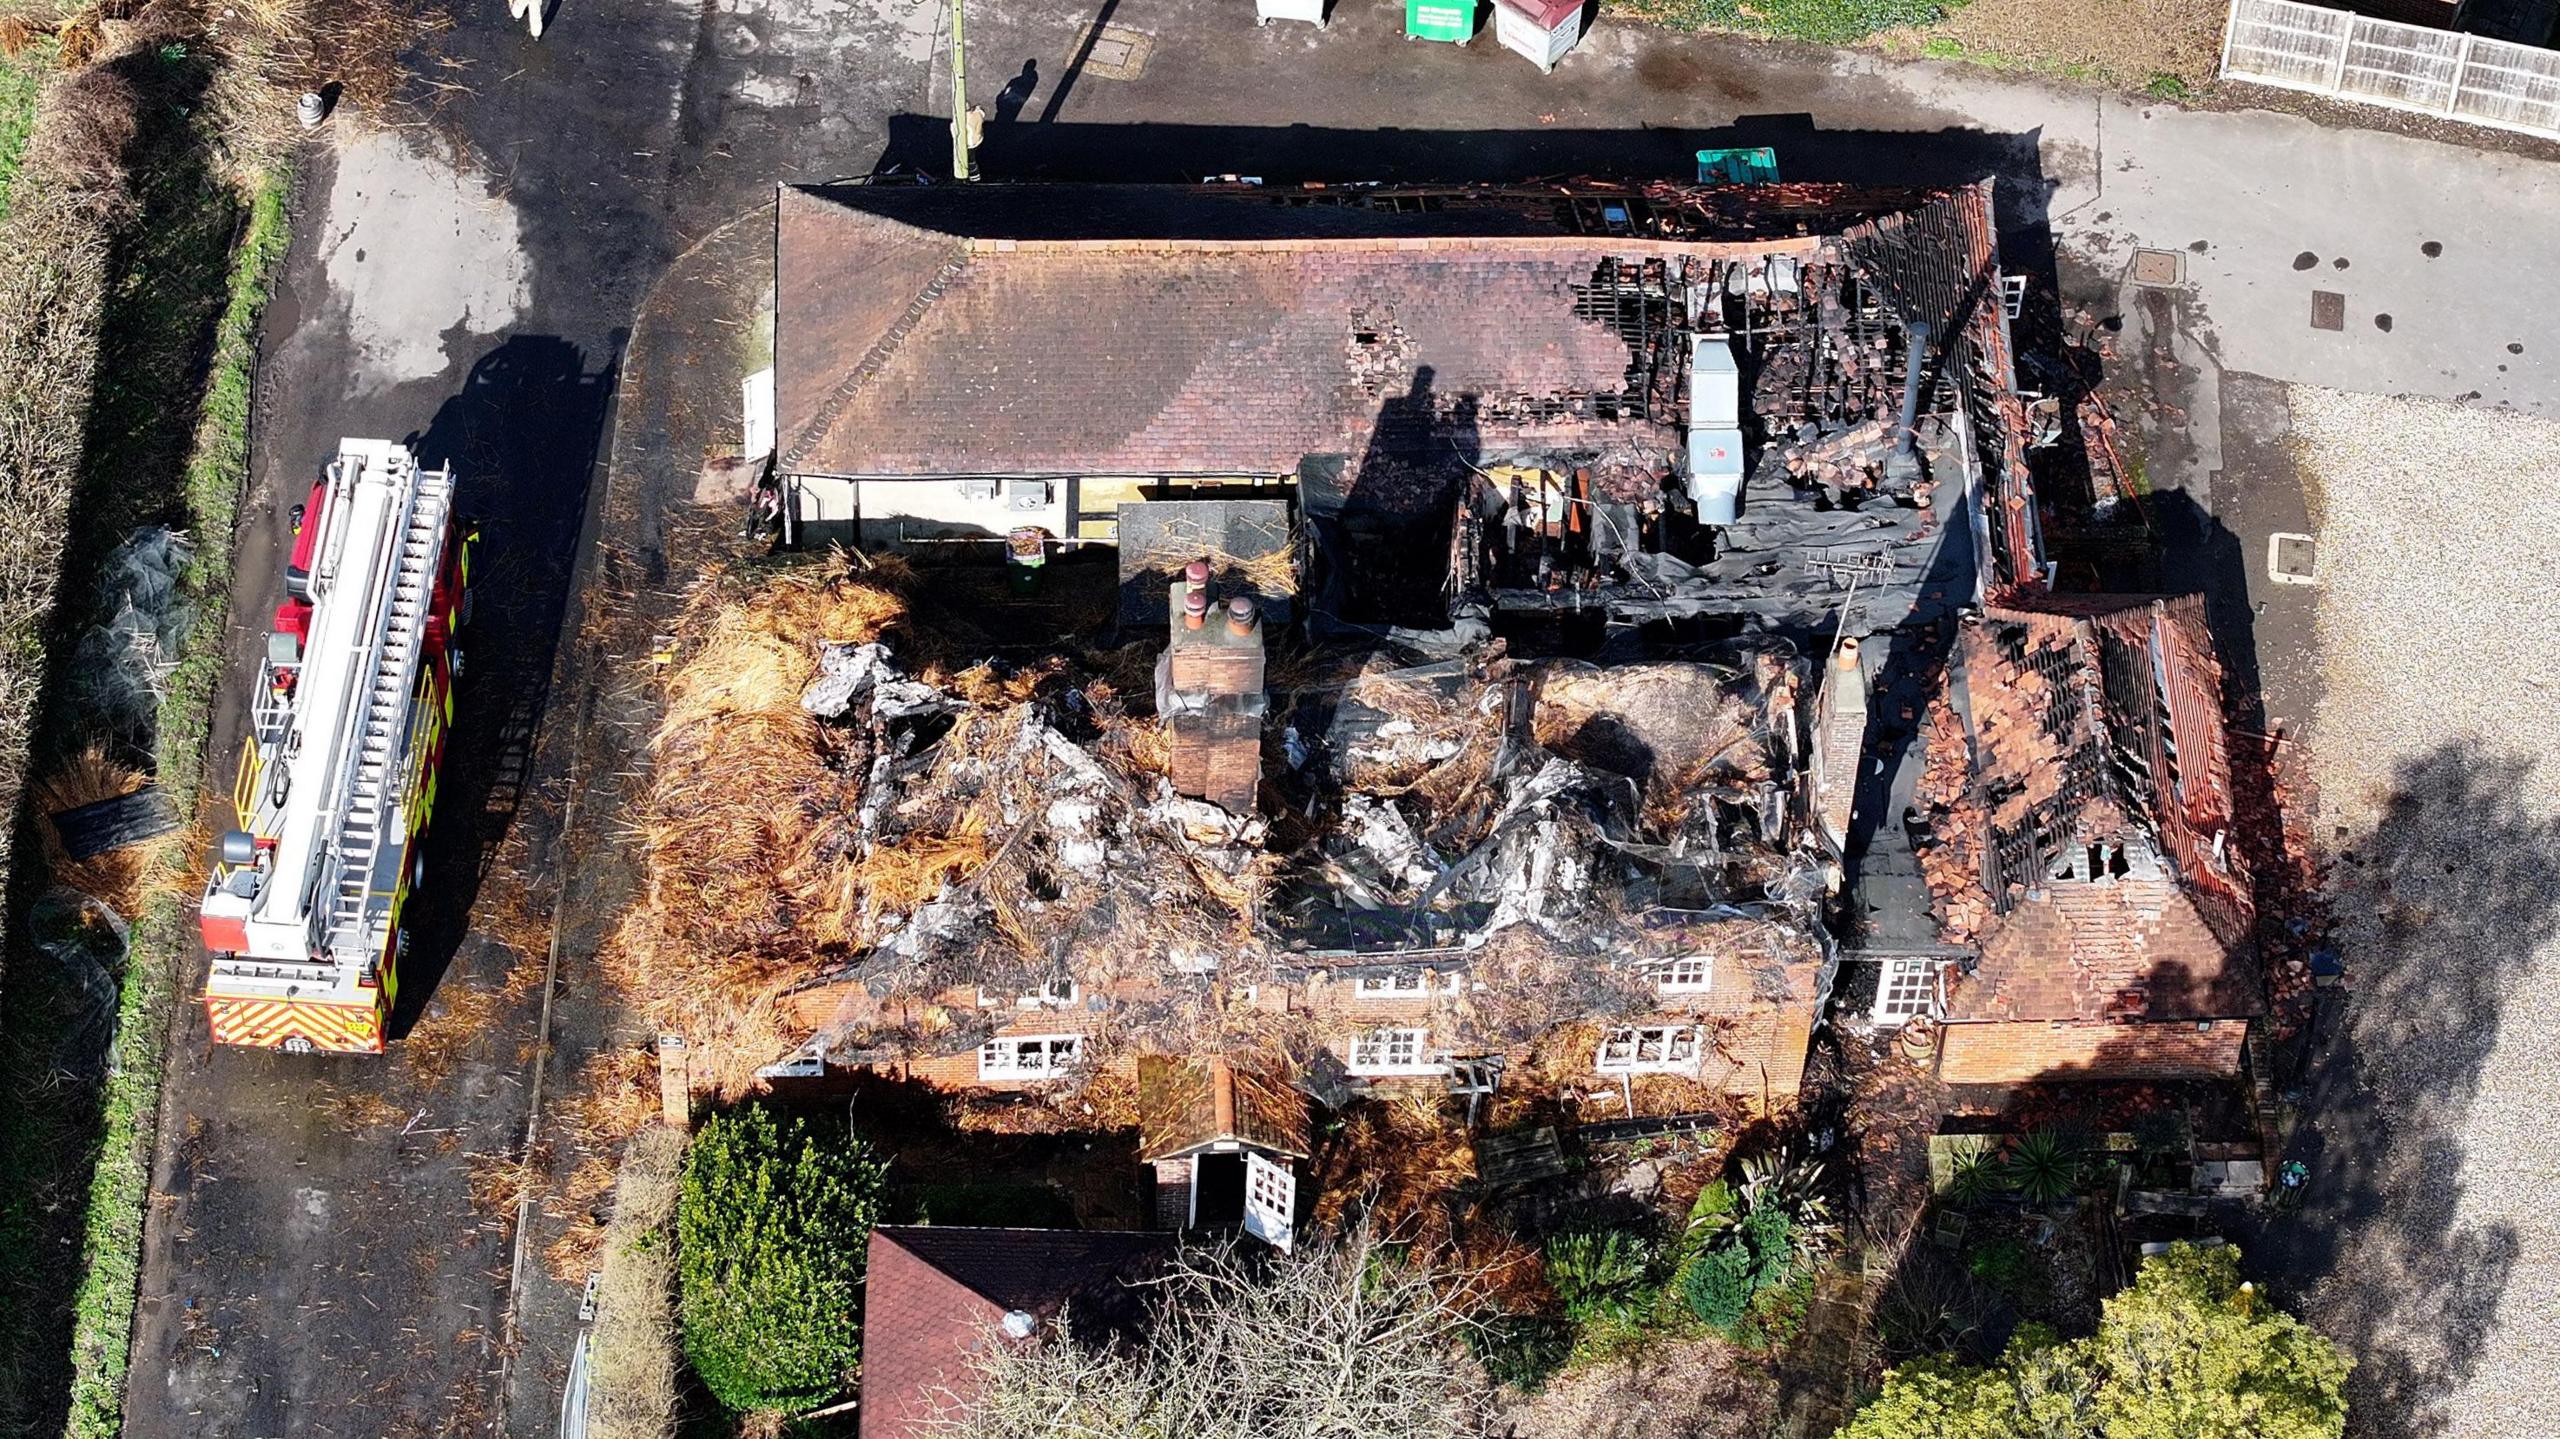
[118,0,2560,1434]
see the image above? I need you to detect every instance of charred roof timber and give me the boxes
[770,179,2044,613]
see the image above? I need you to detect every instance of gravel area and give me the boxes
[2276,386,2560,1439]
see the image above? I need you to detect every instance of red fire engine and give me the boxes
[198,440,475,1053]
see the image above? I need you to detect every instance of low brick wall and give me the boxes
[1937,1017,2248,1084]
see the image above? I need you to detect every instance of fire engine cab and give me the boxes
[199,439,474,1053]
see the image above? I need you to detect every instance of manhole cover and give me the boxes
[2131,248,2182,286]
[2267,531,2318,586]
[1069,22,1153,81]
[2310,291,2346,332]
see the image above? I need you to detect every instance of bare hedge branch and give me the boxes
[935,1224,1493,1439]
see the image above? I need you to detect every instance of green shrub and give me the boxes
[1677,1207,1798,1335]
[1965,1236,2037,1306]
[2144,72,2193,101]
[1467,1314,1578,1393]
[1842,1244,2351,1439]
[1544,1229,1655,1323]
[677,1105,888,1414]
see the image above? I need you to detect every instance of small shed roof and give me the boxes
[1136,1056,1313,1163]
[859,1226,1167,1439]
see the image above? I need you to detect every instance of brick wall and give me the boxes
[797,949,1824,1105]
[1936,1017,2248,1085]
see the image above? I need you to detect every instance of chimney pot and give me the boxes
[1184,559,1212,591]
[1226,596,1258,636]
[1183,588,1209,629]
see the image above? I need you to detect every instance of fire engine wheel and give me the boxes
[280,1036,316,1055]
[457,589,474,630]
[412,852,427,892]
[449,645,465,682]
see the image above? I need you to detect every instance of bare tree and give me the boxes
[933,1225,1491,1439]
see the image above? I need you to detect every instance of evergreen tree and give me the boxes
[676,1104,887,1414]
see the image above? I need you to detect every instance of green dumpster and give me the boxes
[1405,0,1480,42]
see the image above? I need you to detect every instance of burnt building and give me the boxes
[754,177,2055,1126]
[1907,593,2262,1083]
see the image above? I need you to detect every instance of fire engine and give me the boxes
[199,439,475,1053]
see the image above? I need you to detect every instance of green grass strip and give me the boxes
[58,162,291,1439]
[0,44,47,222]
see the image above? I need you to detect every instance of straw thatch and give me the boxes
[609,553,1283,1099]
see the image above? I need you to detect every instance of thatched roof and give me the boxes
[1136,1056,1311,1163]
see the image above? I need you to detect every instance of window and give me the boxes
[1348,1027,1440,1075]
[1595,1025,1701,1074]
[1872,959,1939,1026]
[1354,971,1436,999]
[1652,956,1713,994]
[977,1035,1082,1079]
[979,979,1079,1009]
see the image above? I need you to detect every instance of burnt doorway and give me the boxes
[1192,1151,1247,1227]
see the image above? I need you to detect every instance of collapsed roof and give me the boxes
[1916,593,2261,1023]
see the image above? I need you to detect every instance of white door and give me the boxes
[1243,1151,1296,1252]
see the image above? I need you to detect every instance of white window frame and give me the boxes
[978,979,1079,1010]
[1348,1026,1443,1076]
[1651,956,1713,994]
[1871,958,1940,1027]
[1595,1024,1702,1075]
[1353,971,1445,1000]
[977,1034,1083,1080]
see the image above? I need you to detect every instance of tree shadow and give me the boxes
[1841,738,2551,1436]
[2235,743,2556,1438]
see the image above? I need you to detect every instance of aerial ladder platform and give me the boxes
[198,439,476,1053]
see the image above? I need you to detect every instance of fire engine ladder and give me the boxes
[322,460,454,959]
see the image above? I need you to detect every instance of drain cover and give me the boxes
[2268,532,2318,585]
[2310,291,2346,332]
[1070,23,1153,81]
[2131,249,2183,286]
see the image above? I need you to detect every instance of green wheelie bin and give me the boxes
[1404,0,1481,42]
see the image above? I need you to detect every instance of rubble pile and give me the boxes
[617,553,1838,1098]
[1911,694,1991,943]
[611,556,1264,1096]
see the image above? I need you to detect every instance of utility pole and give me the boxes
[949,0,977,182]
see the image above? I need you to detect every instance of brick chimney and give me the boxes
[1159,561,1268,815]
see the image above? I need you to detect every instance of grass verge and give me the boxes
[1619,0,1959,44]
[56,163,288,1439]
[0,44,44,218]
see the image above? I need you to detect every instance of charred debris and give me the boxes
[632,181,2045,1106]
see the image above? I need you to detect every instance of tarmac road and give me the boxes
[117,0,2560,1433]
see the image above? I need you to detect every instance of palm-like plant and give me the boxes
[1945,1147,2008,1208]
[1688,1149,1838,1263]
[2001,1129,2084,1205]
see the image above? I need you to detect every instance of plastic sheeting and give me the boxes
[72,528,196,748]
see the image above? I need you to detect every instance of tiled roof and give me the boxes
[859,1226,1167,1439]
[773,182,1987,482]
